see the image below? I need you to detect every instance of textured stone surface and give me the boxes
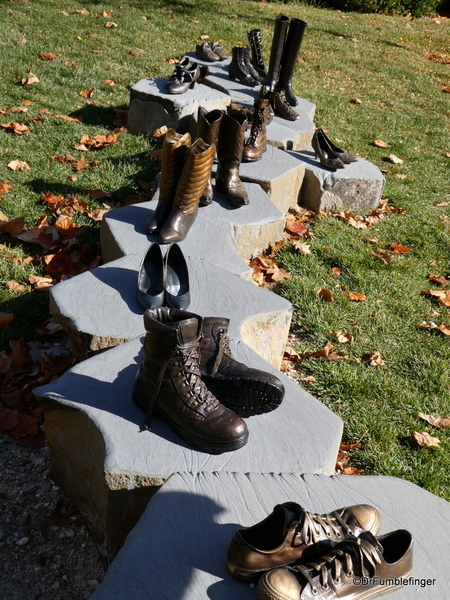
[101,182,285,269]
[92,471,450,600]
[213,144,305,213]
[49,255,292,363]
[127,77,231,134]
[291,150,386,213]
[34,345,343,561]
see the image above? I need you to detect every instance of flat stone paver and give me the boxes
[91,471,450,600]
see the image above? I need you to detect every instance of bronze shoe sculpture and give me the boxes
[226,501,381,582]
[146,129,191,235]
[137,242,165,309]
[242,98,270,162]
[272,88,301,121]
[199,317,284,417]
[277,19,307,107]
[312,129,345,171]
[216,110,249,207]
[196,107,223,206]
[159,138,215,244]
[317,128,358,164]
[133,307,249,454]
[228,47,260,87]
[256,529,413,600]
[164,243,190,310]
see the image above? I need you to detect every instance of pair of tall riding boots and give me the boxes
[146,107,253,242]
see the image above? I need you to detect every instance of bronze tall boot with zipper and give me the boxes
[133,307,249,454]
[146,129,191,235]
[196,107,223,206]
[216,110,249,207]
[158,138,215,244]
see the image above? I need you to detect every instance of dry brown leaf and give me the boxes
[9,107,28,113]
[443,87,450,93]
[265,266,292,282]
[371,249,392,264]
[418,412,450,429]
[88,189,111,199]
[428,273,448,286]
[318,288,334,302]
[200,34,209,40]
[413,431,440,448]
[102,10,112,17]
[21,73,39,86]
[0,181,12,194]
[187,17,200,23]
[0,216,25,237]
[292,241,311,255]
[346,290,366,301]
[434,201,449,207]
[39,53,56,60]
[388,154,403,164]
[368,351,385,366]
[6,279,27,293]
[79,88,95,98]
[334,330,354,343]
[391,243,410,254]
[88,208,109,221]
[438,323,450,335]
[78,8,90,15]
[374,139,391,148]
[105,21,117,28]
[0,313,14,327]
[91,50,104,54]
[331,267,341,276]
[1,122,30,135]
[440,214,450,223]
[353,98,363,104]
[103,79,115,85]
[17,38,27,46]
[28,275,53,291]
[423,289,450,306]
[7,160,30,172]
[73,143,89,151]
[285,220,308,238]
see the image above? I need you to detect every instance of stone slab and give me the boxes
[101,182,285,270]
[127,77,231,135]
[92,471,450,600]
[34,345,343,560]
[291,150,386,214]
[212,144,305,213]
[49,255,292,364]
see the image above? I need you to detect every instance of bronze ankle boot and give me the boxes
[199,317,285,417]
[242,98,270,162]
[146,129,191,235]
[196,107,223,206]
[133,307,249,454]
[158,138,215,244]
[273,88,300,121]
[216,111,249,208]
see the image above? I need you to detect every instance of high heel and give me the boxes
[166,59,200,94]
[317,128,358,164]
[228,47,259,87]
[137,243,165,309]
[164,244,190,310]
[311,129,345,170]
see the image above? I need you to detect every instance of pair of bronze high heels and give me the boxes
[311,128,358,170]
[165,56,200,94]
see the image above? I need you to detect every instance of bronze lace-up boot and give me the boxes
[216,111,249,207]
[273,88,300,121]
[256,529,413,600]
[146,129,191,235]
[199,317,284,417]
[226,501,381,583]
[196,107,223,206]
[242,98,270,162]
[133,308,249,454]
[158,138,215,244]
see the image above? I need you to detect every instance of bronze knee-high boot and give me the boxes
[196,107,223,206]
[146,129,191,235]
[215,111,249,208]
[158,138,215,244]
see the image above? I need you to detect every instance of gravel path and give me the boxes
[0,431,105,600]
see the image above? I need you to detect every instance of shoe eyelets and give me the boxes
[322,584,329,591]
[333,578,341,584]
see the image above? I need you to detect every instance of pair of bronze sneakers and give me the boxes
[227,501,413,600]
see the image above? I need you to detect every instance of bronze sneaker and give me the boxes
[226,502,381,582]
[256,529,413,600]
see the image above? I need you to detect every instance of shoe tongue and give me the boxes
[170,317,199,344]
[279,502,305,536]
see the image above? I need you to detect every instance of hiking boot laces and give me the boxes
[247,109,265,148]
[210,327,235,374]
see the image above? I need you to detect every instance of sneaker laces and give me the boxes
[291,535,382,593]
[295,510,353,546]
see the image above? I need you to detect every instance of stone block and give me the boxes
[101,182,285,269]
[127,78,231,135]
[34,346,343,561]
[49,255,292,363]
[291,150,386,214]
[212,144,305,213]
[92,471,450,599]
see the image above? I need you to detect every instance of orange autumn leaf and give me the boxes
[0,181,12,194]
[346,290,366,301]
[0,216,25,237]
[428,273,448,286]
[1,122,30,135]
[285,220,308,238]
[318,288,334,302]
[391,243,410,254]
[79,88,95,98]
[331,267,341,276]
[413,431,440,448]
[39,52,56,60]
[54,215,78,237]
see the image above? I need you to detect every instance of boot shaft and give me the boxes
[173,138,215,215]
[278,18,307,84]
[159,130,191,202]
[247,29,266,73]
[264,14,289,91]
[217,111,248,166]
[197,107,223,147]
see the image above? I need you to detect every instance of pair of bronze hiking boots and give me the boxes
[133,307,285,454]
[227,501,413,600]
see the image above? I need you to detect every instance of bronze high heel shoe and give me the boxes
[317,128,358,164]
[166,60,200,94]
[311,129,345,170]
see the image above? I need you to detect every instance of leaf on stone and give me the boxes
[7,160,30,172]
[0,216,25,237]
[0,181,12,194]
[318,288,334,302]
[387,154,403,164]
[292,241,311,255]
[39,53,56,60]
[152,125,168,141]
[428,273,448,286]
[1,122,30,135]
[346,290,366,301]
[413,431,440,448]
[21,73,39,86]
[0,313,14,327]
[418,412,450,429]
[391,243,410,254]
[28,275,54,292]
[105,21,117,28]
[368,351,385,366]
[79,87,95,98]
[373,139,391,148]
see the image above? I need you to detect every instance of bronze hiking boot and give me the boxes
[256,529,413,600]
[199,317,284,417]
[242,98,270,162]
[226,502,381,582]
[133,307,248,454]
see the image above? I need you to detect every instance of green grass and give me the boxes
[0,1,449,499]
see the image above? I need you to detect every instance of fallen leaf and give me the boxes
[440,214,450,223]
[292,241,311,255]
[103,79,115,85]
[0,181,12,194]
[7,160,30,172]
[353,98,363,104]
[346,290,366,301]
[434,201,449,207]
[340,443,361,451]
[1,122,30,135]
[413,431,440,448]
[39,53,56,60]
[285,220,308,237]
[387,154,403,164]
[200,34,210,40]
[371,249,392,264]
[374,139,391,148]
[79,133,119,148]
[438,323,450,335]
[91,50,104,54]
[301,375,316,384]
[88,189,111,199]
[391,243,410,254]
[28,275,54,291]
[79,88,95,98]
[78,8,90,15]
[105,21,117,28]
[17,38,27,45]
[318,288,334,302]
[102,10,113,17]
[0,216,25,237]
[88,208,108,221]
[6,280,27,293]
[368,351,385,366]
[443,87,450,93]
[73,143,89,151]
[9,107,28,113]
[331,267,341,276]
[334,330,354,343]
[423,289,450,306]
[418,412,450,428]
[428,273,448,286]
[187,17,199,23]
[21,73,39,86]
[0,313,14,327]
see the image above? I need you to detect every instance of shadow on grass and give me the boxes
[0,291,50,350]
[71,104,129,129]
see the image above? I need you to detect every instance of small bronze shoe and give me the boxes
[272,88,301,121]
[226,501,381,583]
[256,529,413,600]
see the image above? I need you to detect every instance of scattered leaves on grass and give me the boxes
[105,21,117,28]
[292,241,311,255]
[442,86,450,93]
[79,87,95,98]
[285,219,308,238]
[428,273,448,286]
[318,288,334,302]
[17,38,27,46]
[6,280,27,293]
[336,443,362,475]
[331,267,341,276]
[88,189,111,199]
[0,181,12,194]
[88,208,109,221]
[422,289,450,307]
[0,313,14,327]
[387,154,403,164]
[413,431,440,448]
[103,79,115,85]
[345,289,366,301]
[39,53,56,60]
[248,243,290,286]
[301,341,348,361]
[435,201,449,207]
[79,133,119,148]
[0,216,25,237]
[419,321,450,335]
[333,330,354,343]
[440,214,450,223]
[7,160,30,172]
[374,139,390,148]
[200,34,209,40]
[1,122,30,135]
[391,243,410,254]
[102,10,113,17]
[21,73,39,86]
[418,413,450,428]
[368,351,385,366]
[28,275,54,291]
[353,98,363,104]
[51,154,101,171]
